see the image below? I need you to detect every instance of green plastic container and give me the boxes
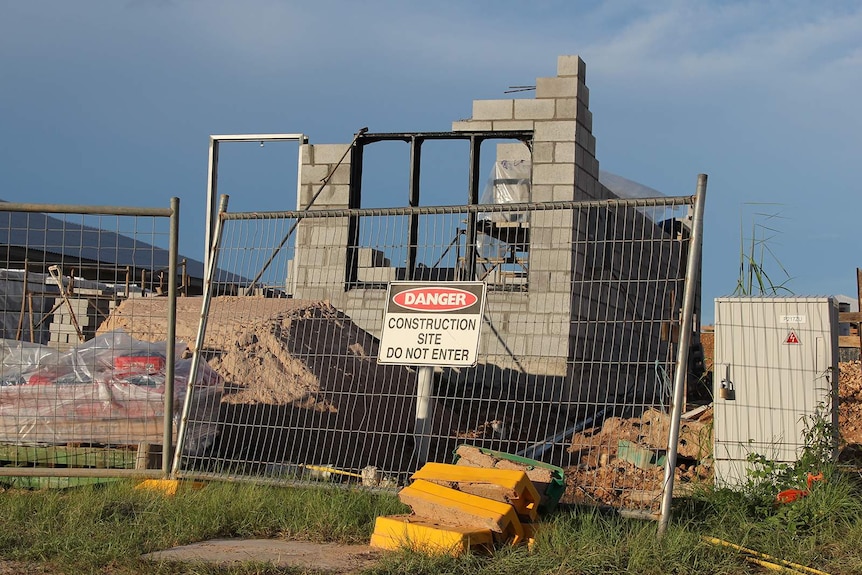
[452,444,566,513]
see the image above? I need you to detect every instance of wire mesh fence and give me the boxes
[175,192,703,515]
[0,200,183,483]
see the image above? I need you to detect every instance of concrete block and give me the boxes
[534,120,577,142]
[553,185,576,202]
[52,313,92,327]
[472,99,514,121]
[357,267,396,283]
[302,184,350,208]
[49,330,78,344]
[528,293,570,315]
[308,265,345,286]
[531,142,553,163]
[554,142,575,163]
[575,144,585,168]
[557,55,586,79]
[533,163,574,185]
[577,107,593,131]
[514,99,555,120]
[300,164,330,185]
[452,120,493,132]
[310,224,348,247]
[496,142,531,162]
[555,98,577,119]
[576,125,596,155]
[491,120,535,131]
[535,77,578,99]
[529,335,568,358]
[310,144,351,165]
[48,323,93,335]
[575,81,590,107]
[323,184,351,206]
[326,249,347,267]
[546,317,572,336]
[300,144,313,165]
[296,247,328,266]
[327,164,352,185]
[530,271,551,292]
[529,184,553,203]
[530,210,570,230]
[483,293,529,312]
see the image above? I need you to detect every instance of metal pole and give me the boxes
[171,194,229,478]
[204,138,219,272]
[414,366,435,466]
[163,197,179,477]
[658,174,707,536]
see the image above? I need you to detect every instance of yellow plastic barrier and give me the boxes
[398,479,524,544]
[370,514,493,556]
[412,462,540,522]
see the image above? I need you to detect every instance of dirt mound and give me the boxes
[97,296,315,351]
[99,297,354,410]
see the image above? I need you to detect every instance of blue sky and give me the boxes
[2,1,860,322]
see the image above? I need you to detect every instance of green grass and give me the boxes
[2,471,862,574]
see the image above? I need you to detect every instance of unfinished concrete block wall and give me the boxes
[288,55,683,389]
[452,55,605,375]
[291,143,393,336]
[289,143,351,302]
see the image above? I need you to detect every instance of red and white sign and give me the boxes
[392,287,478,312]
[785,330,801,345]
[378,281,486,367]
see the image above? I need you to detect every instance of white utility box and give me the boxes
[713,296,839,487]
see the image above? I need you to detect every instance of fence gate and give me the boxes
[175,188,705,519]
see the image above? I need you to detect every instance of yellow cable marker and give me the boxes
[703,536,830,575]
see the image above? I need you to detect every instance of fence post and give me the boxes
[163,196,180,476]
[658,174,707,536]
[171,194,229,478]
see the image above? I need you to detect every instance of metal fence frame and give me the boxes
[174,179,706,527]
[0,199,180,481]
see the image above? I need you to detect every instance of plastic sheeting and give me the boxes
[0,330,222,454]
[479,160,531,223]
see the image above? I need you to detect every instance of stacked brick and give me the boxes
[48,295,110,351]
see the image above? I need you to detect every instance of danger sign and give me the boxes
[785,330,801,345]
[378,281,486,367]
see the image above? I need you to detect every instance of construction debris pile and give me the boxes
[563,407,713,508]
[839,360,862,446]
[370,446,561,555]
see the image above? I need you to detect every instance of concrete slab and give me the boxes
[142,539,383,573]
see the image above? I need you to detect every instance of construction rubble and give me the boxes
[562,406,713,508]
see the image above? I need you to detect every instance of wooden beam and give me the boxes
[839,311,862,323]
[839,335,861,348]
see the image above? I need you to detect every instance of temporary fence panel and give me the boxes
[175,192,703,517]
[0,200,185,483]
